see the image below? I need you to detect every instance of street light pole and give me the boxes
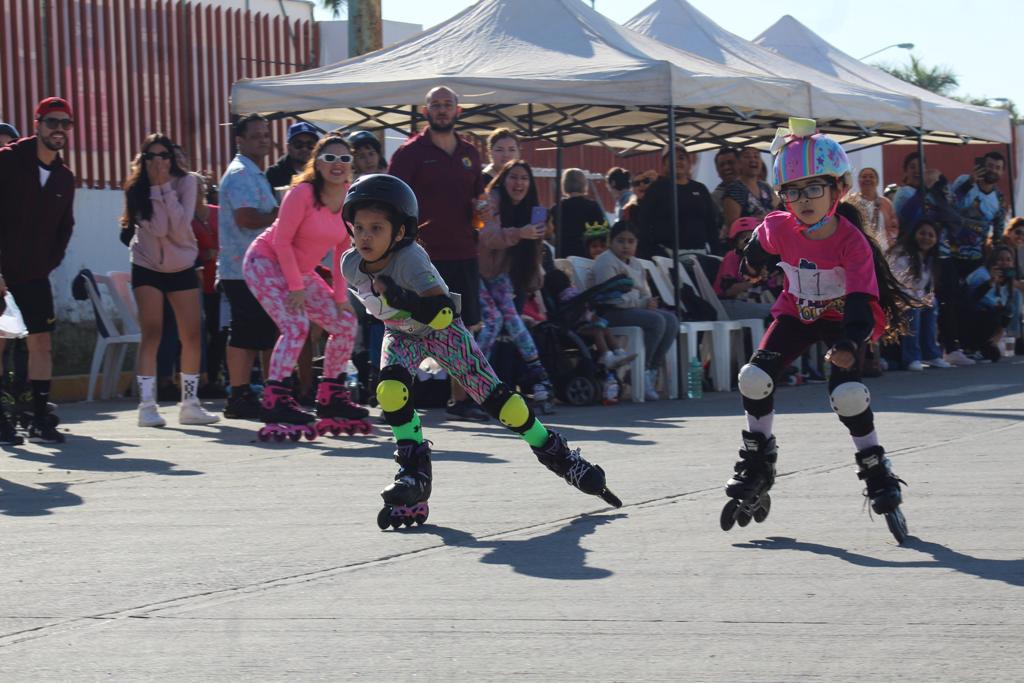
[859,43,914,61]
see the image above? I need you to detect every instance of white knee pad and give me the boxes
[738,363,773,400]
[829,382,871,417]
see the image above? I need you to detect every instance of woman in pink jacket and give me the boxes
[243,135,368,440]
[123,133,220,428]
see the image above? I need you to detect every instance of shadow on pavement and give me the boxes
[0,478,83,516]
[10,434,202,476]
[733,535,1024,588]
[410,513,626,580]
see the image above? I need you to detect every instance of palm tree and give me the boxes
[878,55,959,96]
[320,0,347,18]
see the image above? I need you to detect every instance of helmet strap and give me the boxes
[791,194,841,235]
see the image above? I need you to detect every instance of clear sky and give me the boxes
[312,0,1019,109]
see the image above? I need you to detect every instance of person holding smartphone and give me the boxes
[476,160,553,402]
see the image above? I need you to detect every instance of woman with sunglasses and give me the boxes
[720,119,915,542]
[242,136,370,441]
[123,133,220,428]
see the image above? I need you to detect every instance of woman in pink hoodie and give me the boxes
[243,135,368,437]
[123,133,219,428]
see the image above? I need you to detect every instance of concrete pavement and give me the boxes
[2,359,1023,681]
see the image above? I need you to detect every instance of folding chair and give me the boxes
[82,273,141,400]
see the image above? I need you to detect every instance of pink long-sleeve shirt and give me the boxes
[129,173,200,273]
[249,182,350,302]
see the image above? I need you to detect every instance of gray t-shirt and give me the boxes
[342,243,457,337]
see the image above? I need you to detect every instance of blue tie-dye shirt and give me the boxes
[216,154,278,281]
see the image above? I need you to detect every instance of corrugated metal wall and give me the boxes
[0,0,318,189]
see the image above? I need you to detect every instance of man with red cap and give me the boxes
[0,96,77,444]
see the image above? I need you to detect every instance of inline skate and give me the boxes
[377,440,432,529]
[855,446,909,543]
[721,431,776,530]
[314,377,372,437]
[531,430,622,507]
[257,380,317,442]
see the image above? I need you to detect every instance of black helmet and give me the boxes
[347,130,383,155]
[343,173,419,243]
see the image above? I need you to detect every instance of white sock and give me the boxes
[852,430,880,451]
[745,411,774,436]
[137,375,156,404]
[181,373,200,403]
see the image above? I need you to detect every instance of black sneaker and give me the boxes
[0,413,24,445]
[26,414,64,444]
[223,387,261,420]
[445,398,489,422]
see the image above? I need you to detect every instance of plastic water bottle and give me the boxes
[344,361,360,393]
[687,357,703,399]
[603,371,619,404]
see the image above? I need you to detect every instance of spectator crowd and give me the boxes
[0,88,1021,441]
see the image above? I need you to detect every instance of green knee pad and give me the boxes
[482,385,549,447]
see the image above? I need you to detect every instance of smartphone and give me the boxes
[530,206,548,224]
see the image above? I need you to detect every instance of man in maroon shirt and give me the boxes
[388,86,488,421]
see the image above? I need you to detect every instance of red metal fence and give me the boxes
[0,0,318,189]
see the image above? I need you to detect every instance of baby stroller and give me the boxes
[534,272,634,406]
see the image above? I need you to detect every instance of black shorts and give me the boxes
[131,264,199,293]
[434,258,480,326]
[7,279,56,334]
[221,279,279,351]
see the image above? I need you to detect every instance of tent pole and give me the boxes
[555,131,564,257]
[917,134,926,199]
[1005,141,1017,219]
[668,106,684,399]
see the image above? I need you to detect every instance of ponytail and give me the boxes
[835,202,918,341]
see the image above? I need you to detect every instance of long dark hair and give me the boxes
[888,219,939,283]
[121,133,186,228]
[835,201,918,340]
[291,136,351,208]
[487,160,542,292]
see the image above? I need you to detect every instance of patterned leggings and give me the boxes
[476,273,540,362]
[382,320,500,404]
[243,252,356,382]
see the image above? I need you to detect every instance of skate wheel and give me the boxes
[414,514,427,525]
[885,508,909,544]
[720,500,738,531]
[288,430,302,442]
[390,519,402,529]
[403,517,415,527]
[361,424,372,435]
[753,494,771,523]
[600,489,623,508]
[377,507,392,531]
[330,427,342,437]
[303,425,318,441]
[273,432,285,442]
[316,424,329,436]
[258,432,270,442]
[345,427,356,436]
[736,511,752,527]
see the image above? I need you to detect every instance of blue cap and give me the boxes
[287,122,320,142]
[0,122,19,139]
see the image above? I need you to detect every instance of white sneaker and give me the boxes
[179,399,221,425]
[879,358,889,371]
[532,383,550,402]
[943,349,976,366]
[138,402,166,428]
[608,348,638,369]
[906,360,924,371]
[644,369,660,401]
[923,357,952,369]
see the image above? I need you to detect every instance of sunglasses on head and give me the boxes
[779,183,830,203]
[317,152,352,164]
[142,151,173,161]
[39,116,74,130]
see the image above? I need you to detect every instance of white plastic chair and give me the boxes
[651,256,735,392]
[83,273,141,401]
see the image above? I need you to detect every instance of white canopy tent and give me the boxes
[753,15,1011,144]
[625,0,923,149]
[231,0,949,152]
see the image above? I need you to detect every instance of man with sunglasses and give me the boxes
[266,122,320,192]
[0,97,77,443]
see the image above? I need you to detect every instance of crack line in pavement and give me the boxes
[2,417,1021,649]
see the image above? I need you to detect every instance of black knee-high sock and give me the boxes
[31,380,51,416]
